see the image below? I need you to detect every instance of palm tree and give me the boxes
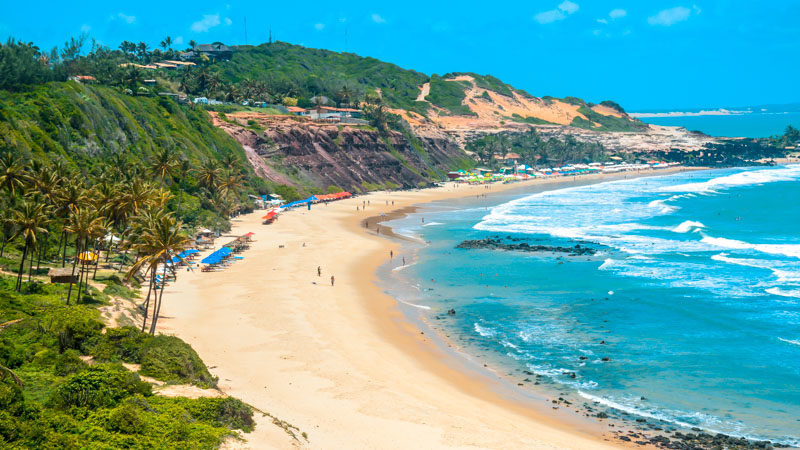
[221,83,239,103]
[55,179,87,267]
[0,202,16,258]
[0,150,29,196]
[11,199,49,292]
[218,169,245,200]
[126,211,191,334]
[197,159,221,191]
[338,84,353,107]
[64,207,102,304]
[189,40,196,50]
[149,147,178,185]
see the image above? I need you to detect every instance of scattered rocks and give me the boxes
[456,238,597,256]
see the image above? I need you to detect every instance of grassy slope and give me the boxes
[212,43,645,132]
[0,82,249,168]
[215,42,428,111]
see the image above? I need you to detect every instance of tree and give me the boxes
[126,211,191,334]
[11,198,49,292]
[149,146,179,185]
[189,40,196,50]
[64,206,102,304]
[197,159,221,191]
[0,150,29,196]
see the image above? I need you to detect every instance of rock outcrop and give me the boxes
[211,112,468,192]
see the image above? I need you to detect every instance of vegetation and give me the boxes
[426,75,475,116]
[208,42,429,111]
[466,129,612,167]
[0,274,253,448]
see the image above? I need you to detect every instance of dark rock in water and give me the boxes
[579,356,588,360]
[601,357,611,362]
[619,436,631,442]
[455,238,597,256]
[447,308,456,315]
[596,412,609,419]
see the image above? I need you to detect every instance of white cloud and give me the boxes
[371,13,386,24]
[534,10,565,24]
[559,1,579,14]
[609,8,627,19]
[314,23,325,31]
[596,18,608,24]
[224,17,232,26]
[116,13,136,24]
[191,14,221,32]
[174,36,184,45]
[80,24,91,33]
[534,1,579,24]
[648,6,692,26]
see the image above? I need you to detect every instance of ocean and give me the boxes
[633,105,800,138]
[383,166,800,445]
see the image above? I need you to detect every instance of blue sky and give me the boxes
[2,1,799,110]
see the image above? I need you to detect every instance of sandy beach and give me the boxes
[159,168,688,449]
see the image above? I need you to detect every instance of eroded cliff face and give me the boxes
[210,112,468,192]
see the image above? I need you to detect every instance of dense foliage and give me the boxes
[210,42,429,111]
[0,275,253,448]
[466,129,612,167]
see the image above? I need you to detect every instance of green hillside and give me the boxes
[0,82,246,168]
[211,42,429,112]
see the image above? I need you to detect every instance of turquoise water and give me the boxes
[385,166,800,445]
[638,110,800,138]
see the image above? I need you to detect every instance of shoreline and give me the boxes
[158,167,692,448]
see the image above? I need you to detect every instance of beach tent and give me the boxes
[280,196,318,209]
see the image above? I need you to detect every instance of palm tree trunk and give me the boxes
[141,269,154,332]
[149,257,168,334]
[62,231,69,268]
[65,237,80,305]
[56,229,65,262]
[16,242,28,292]
[0,238,5,258]
[27,248,34,282]
[38,233,49,269]
[91,241,100,280]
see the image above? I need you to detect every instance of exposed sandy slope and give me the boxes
[421,75,596,129]
[155,171,684,449]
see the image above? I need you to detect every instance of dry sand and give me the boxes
[159,169,687,449]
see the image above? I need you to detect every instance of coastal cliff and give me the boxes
[210,112,472,193]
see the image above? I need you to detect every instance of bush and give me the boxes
[90,327,149,363]
[139,335,216,387]
[42,306,105,354]
[50,364,152,409]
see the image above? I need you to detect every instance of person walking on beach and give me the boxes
[317,266,321,277]
[330,275,335,286]
[390,250,393,260]
[402,256,405,266]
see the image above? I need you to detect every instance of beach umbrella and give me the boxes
[78,251,98,262]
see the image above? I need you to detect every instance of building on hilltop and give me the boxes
[181,42,234,61]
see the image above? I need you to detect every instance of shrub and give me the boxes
[326,185,343,194]
[106,399,146,434]
[44,306,105,353]
[50,364,151,409]
[139,335,216,387]
[90,327,149,363]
